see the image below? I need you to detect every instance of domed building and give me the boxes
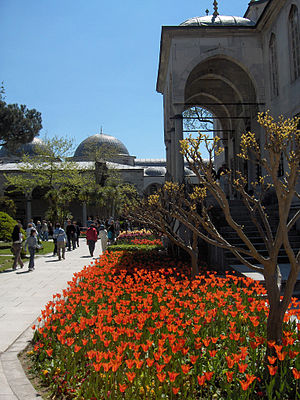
[180,15,255,27]
[73,133,135,166]
[0,130,196,223]
[0,138,46,161]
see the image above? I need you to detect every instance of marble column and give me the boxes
[82,202,87,226]
[174,114,184,183]
[26,195,32,223]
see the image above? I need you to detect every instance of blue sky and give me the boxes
[0,0,250,159]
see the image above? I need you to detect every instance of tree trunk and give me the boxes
[264,265,283,344]
[190,249,199,279]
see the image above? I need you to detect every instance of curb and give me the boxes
[0,321,41,400]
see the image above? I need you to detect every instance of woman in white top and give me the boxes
[24,229,40,271]
[98,224,108,253]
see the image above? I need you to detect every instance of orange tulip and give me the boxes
[119,383,127,392]
[157,372,166,382]
[267,365,278,376]
[197,375,206,386]
[126,371,136,383]
[292,368,300,379]
[172,387,180,395]
[168,371,179,382]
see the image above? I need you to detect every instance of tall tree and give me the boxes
[4,136,81,224]
[0,88,42,149]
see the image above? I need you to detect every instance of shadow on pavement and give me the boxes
[0,269,16,274]
[16,270,31,274]
[45,259,60,263]
[81,255,92,258]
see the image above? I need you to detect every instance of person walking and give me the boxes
[36,221,42,238]
[24,229,41,271]
[73,221,81,247]
[41,220,49,241]
[66,220,76,250]
[26,223,34,237]
[86,223,98,257]
[11,221,24,270]
[107,220,115,244]
[98,224,108,253]
[53,223,67,261]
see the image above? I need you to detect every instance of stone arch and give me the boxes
[144,183,162,196]
[183,55,260,194]
[176,52,262,105]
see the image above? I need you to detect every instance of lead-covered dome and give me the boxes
[0,137,46,161]
[74,133,130,160]
[180,15,255,27]
[144,166,166,177]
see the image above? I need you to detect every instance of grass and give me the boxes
[0,240,55,272]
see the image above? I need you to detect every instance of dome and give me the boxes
[144,166,166,177]
[74,133,130,161]
[0,137,46,160]
[184,167,194,176]
[180,15,255,27]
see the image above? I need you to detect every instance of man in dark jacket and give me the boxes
[65,220,76,251]
[86,224,98,257]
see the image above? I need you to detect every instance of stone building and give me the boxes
[0,133,196,224]
[156,0,300,196]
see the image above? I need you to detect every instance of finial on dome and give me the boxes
[100,126,103,134]
[213,0,219,18]
[205,9,209,16]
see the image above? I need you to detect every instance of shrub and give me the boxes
[0,196,16,217]
[0,212,19,242]
[108,244,163,253]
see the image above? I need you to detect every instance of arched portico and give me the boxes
[162,52,263,195]
[183,56,260,195]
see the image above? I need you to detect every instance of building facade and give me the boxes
[0,133,196,224]
[156,0,300,195]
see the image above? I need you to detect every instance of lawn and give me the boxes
[0,240,54,272]
[28,232,300,399]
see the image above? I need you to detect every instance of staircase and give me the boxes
[219,200,300,291]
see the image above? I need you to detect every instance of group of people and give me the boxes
[11,221,40,271]
[11,217,121,272]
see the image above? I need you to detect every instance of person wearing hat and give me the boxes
[24,228,41,271]
[98,224,108,253]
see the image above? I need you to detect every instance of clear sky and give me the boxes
[0,0,250,159]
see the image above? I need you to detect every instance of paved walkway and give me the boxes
[0,238,103,399]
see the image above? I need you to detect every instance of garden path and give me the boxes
[0,238,103,399]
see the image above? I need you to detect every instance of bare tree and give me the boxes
[128,112,299,343]
[179,111,300,343]
[126,183,202,278]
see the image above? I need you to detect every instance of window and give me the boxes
[289,5,300,81]
[269,33,279,97]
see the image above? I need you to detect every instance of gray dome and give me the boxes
[0,137,46,159]
[144,166,166,177]
[74,133,130,160]
[184,167,194,176]
[180,15,255,27]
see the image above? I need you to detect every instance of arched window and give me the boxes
[269,33,279,97]
[289,5,300,81]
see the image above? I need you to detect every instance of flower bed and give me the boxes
[116,229,156,244]
[31,251,300,399]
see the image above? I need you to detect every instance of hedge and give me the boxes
[0,212,21,242]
